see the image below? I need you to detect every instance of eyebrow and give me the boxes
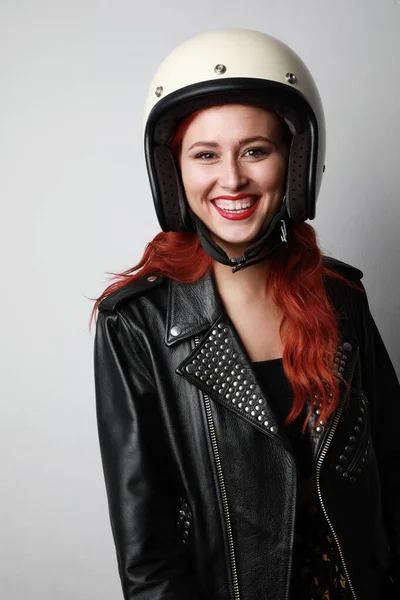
[187,136,276,152]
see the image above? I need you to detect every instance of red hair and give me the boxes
[89,106,361,431]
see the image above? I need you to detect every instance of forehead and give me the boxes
[181,104,283,144]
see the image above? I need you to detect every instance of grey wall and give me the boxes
[1,1,399,598]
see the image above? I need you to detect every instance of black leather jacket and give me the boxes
[93,257,400,600]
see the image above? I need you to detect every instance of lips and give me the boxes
[211,194,260,221]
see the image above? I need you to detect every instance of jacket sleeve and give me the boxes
[93,308,201,600]
[351,283,400,589]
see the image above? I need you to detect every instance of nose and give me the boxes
[218,156,248,191]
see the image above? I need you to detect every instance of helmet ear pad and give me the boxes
[286,129,313,222]
[152,146,194,231]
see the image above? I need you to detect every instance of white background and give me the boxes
[1,1,399,598]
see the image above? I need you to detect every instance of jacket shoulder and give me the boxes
[98,274,165,313]
[322,256,364,282]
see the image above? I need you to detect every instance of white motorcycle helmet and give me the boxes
[143,28,326,270]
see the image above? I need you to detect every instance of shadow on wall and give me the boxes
[362,203,400,377]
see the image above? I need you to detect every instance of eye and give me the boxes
[194,151,216,160]
[243,147,270,158]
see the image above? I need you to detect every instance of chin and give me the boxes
[211,231,258,256]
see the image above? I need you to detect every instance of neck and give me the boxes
[212,254,270,305]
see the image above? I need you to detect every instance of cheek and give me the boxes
[259,159,287,190]
[181,165,213,201]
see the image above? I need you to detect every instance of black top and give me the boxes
[252,358,313,479]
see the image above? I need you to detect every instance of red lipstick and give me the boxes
[211,194,260,221]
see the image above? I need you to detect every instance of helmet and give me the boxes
[143,28,326,234]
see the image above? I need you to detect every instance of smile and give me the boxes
[211,195,260,220]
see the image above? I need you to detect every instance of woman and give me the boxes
[92,29,400,599]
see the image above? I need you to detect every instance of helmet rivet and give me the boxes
[214,64,227,75]
[155,86,163,98]
[286,72,297,84]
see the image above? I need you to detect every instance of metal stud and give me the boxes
[155,86,163,97]
[170,325,182,337]
[343,342,353,352]
[286,72,297,84]
[264,420,269,427]
[270,426,277,434]
[214,64,227,74]
[147,275,158,282]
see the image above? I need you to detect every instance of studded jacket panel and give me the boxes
[93,259,400,600]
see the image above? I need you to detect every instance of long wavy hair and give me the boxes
[90,106,359,431]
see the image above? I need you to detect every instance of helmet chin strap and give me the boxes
[189,199,288,273]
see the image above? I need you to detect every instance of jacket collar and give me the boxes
[165,273,224,346]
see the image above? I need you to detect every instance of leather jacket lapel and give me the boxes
[176,313,287,445]
[305,332,359,464]
[171,272,360,463]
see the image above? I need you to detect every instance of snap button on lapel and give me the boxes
[170,326,182,337]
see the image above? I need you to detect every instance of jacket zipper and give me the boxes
[194,336,241,600]
[315,353,358,600]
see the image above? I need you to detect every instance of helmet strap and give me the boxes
[189,200,288,273]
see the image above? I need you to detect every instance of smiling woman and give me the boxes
[177,104,289,252]
[91,28,400,600]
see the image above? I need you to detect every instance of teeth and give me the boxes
[214,198,256,211]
